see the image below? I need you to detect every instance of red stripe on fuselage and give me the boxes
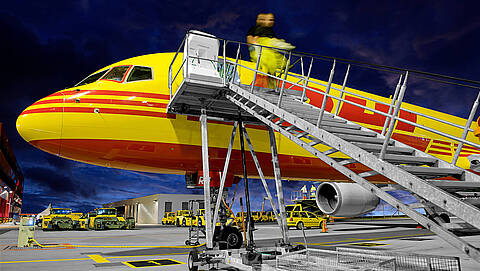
[429,145,452,151]
[186,116,267,130]
[428,150,452,156]
[30,138,394,183]
[433,140,452,146]
[20,107,176,119]
[47,90,170,100]
[32,98,168,109]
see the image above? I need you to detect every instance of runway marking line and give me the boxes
[0,257,91,264]
[88,254,110,263]
[350,242,389,247]
[122,258,185,268]
[0,252,188,264]
[295,232,434,246]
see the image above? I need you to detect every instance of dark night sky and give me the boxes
[1,1,479,214]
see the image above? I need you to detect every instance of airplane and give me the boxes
[16,35,480,219]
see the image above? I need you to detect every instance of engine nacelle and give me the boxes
[315,182,380,217]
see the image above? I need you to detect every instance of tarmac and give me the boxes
[0,218,479,270]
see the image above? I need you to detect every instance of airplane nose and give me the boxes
[16,93,64,155]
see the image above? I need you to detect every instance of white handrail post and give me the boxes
[277,52,292,108]
[380,72,409,160]
[334,64,350,116]
[223,40,227,87]
[301,57,314,102]
[250,46,263,92]
[381,74,403,136]
[231,43,241,85]
[185,33,189,80]
[452,90,480,165]
[317,59,336,127]
[300,56,305,96]
[169,66,172,100]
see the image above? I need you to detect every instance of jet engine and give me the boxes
[315,182,380,217]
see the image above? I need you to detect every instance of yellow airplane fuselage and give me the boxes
[16,53,480,182]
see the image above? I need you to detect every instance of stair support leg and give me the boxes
[238,118,255,248]
[268,127,289,244]
[213,122,238,228]
[200,108,213,249]
[242,125,286,240]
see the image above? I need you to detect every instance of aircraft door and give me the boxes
[184,31,222,84]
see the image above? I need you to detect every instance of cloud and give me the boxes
[23,166,98,199]
[171,11,242,33]
[4,1,480,215]
[413,20,480,59]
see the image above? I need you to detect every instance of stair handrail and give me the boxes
[169,32,480,166]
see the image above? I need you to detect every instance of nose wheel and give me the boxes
[188,250,199,271]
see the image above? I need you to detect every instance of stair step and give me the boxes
[401,166,465,179]
[427,180,480,192]
[353,143,415,154]
[339,159,357,166]
[295,114,347,124]
[302,121,360,130]
[323,148,339,155]
[359,170,379,178]
[382,154,438,166]
[335,134,394,145]
[319,126,377,137]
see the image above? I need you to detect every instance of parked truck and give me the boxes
[42,208,82,231]
[88,208,135,230]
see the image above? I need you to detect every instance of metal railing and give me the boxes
[169,31,480,167]
[337,247,461,271]
[276,248,396,271]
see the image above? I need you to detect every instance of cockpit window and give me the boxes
[127,66,153,82]
[75,70,108,87]
[101,66,131,82]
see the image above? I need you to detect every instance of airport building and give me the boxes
[103,194,204,224]
[0,123,23,219]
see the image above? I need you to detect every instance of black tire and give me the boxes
[292,244,306,251]
[439,213,450,223]
[428,213,451,224]
[219,226,243,249]
[188,250,199,271]
[296,222,304,230]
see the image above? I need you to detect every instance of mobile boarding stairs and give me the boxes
[168,31,480,264]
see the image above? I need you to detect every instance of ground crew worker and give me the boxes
[310,185,317,199]
[300,185,307,199]
[246,13,294,88]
